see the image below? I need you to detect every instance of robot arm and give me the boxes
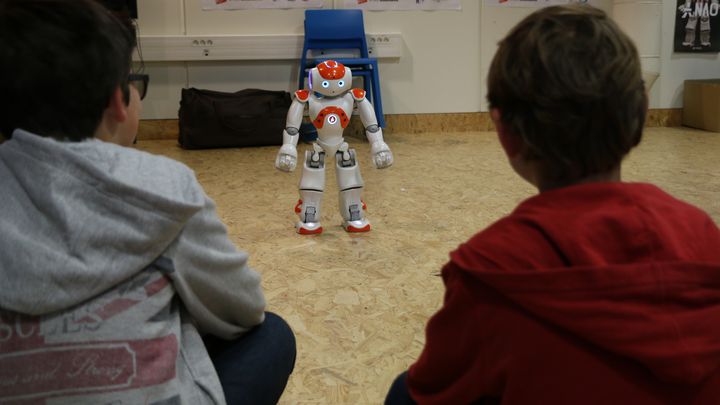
[351,89,393,169]
[275,90,308,172]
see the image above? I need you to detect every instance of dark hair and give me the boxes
[0,0,137,141]
[487,5,647,182]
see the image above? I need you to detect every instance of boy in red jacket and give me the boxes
[386,4,720,405]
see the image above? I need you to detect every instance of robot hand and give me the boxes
[275,144,298,172]
[370,141,394,169]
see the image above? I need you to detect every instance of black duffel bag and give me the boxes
[178,88,291,149]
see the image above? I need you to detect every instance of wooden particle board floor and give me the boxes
[134,127,720,404]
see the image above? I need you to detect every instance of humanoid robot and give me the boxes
[275,60,393,234]
[679,0,719,47]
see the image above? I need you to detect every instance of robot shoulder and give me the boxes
[351,88,366,102]
[294,89,310,103]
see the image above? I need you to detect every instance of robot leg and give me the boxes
[336,147,370,232]
[700,15,711,46]
[296,148,326,235]
[685,15,698,46]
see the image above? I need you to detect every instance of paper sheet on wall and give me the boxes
[483,0,591,7]
[202,0,325,10]
[340,0,461,11]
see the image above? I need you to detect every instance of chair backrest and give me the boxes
[302,9,370,59]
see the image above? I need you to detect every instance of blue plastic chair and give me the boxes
[299,9,385,128]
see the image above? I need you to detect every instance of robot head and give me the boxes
[309,60,352,97]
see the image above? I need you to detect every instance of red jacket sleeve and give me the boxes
[407,262,507,404]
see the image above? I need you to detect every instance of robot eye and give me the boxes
[321,81,330,88]
[338,80,345,87]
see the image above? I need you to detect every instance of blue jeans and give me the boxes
[385,371,417,405]
[203,312,296,405]
[386,371,499,405]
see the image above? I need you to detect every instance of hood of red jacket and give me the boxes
[451,182,720,385]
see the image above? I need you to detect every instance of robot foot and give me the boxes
[343,219,371,233]
[297,221,323,235]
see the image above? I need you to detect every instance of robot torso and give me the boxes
[307,93,355,155]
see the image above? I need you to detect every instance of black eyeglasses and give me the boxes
[128,73,149,100]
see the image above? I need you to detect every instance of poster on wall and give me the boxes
[202,0,325,10]
[484,0,567,7]
[340,0,461,11]
[674,0,720,52]
[483,0,604,7]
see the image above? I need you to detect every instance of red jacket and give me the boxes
[408,182,720,404]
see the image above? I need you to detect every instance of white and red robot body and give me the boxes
[275,60,393,235]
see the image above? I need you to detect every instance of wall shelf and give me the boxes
[134,33,404,62]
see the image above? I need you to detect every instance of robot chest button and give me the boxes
[313,106,350,129]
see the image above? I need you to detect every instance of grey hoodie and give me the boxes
[0,130,266,404]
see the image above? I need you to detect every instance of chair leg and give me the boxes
[355,71,372,102]
[298,66,308,91]
[354,69,385,128]
[369,64,385,128]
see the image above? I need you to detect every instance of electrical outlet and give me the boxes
[369,35,391,43]
[367,33,402,58]
[191,39,214,47]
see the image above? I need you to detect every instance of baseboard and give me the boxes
[646,108,683,128]
[137,109,684,141]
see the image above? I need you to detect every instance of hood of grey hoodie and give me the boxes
[0,130,205,316]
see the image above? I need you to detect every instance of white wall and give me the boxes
[136,0,720,119]
[612,1,662,106]
[137,0,481,118]
[478,0,613,111]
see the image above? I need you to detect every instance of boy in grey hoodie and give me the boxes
[0,1,295,404]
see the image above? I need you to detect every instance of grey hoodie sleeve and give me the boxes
[165,193,266,339]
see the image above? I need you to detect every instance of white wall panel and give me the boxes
[614,2,662,56]
[187,61,298,93]
[132,0,720,118]
[479,6,536,112]
[137,62,188,119]
[136,0,185,35]
[613,1,662,106]
[135,0,480,117]
[362,4,482,114]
